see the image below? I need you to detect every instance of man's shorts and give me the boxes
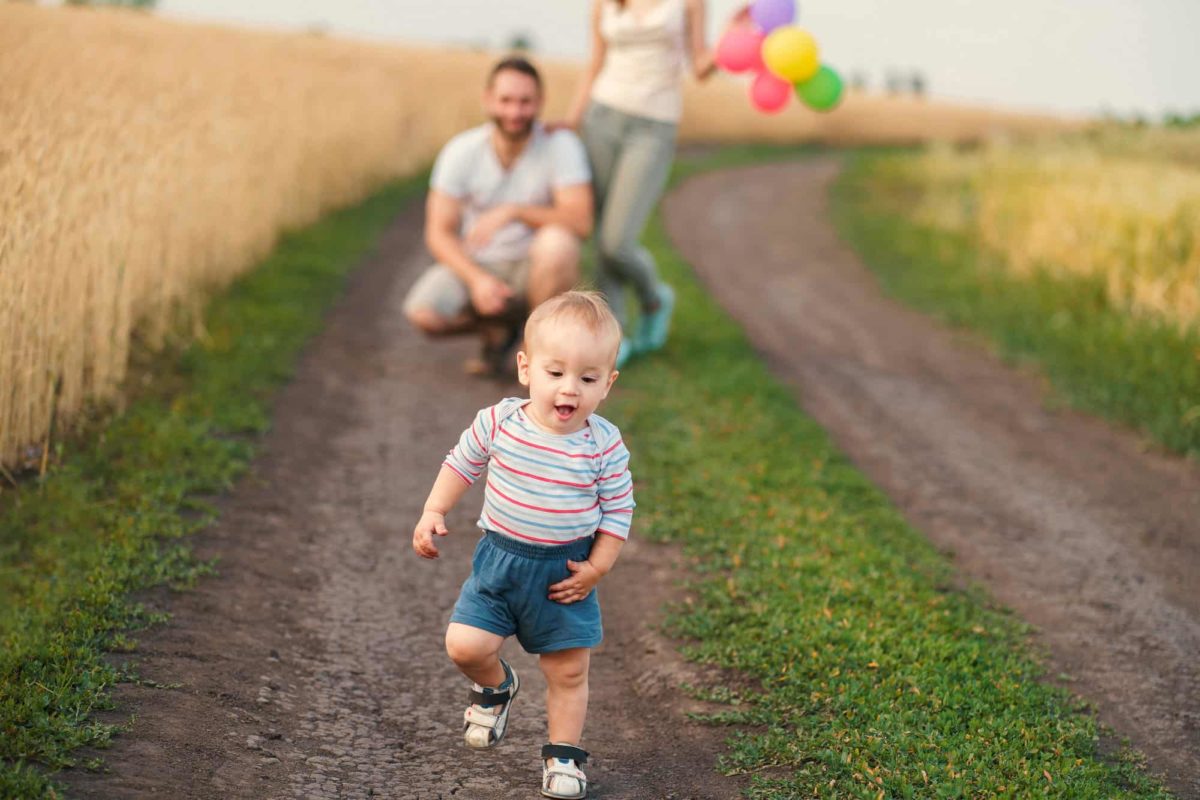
[402,260,531,320]
[450,530,603,654]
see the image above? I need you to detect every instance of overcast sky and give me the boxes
[153,0,1198,117]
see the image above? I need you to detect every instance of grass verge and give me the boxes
[600,150,1172,798]
[0,177,423,797]
[829,150,1200,460]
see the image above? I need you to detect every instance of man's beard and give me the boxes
[491,115,535,142]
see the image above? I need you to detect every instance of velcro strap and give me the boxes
[541,743,588,764]
[463,708,499,728]
[468,688,510,706]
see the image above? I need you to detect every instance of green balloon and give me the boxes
[796,65,843,111]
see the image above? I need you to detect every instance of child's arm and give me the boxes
[547,429,636,602]
[547,534,624,604]
[412,465,472,559]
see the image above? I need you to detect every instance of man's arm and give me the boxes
[425,189,512,316]
[513,183,593,239]
[467,182,593,249]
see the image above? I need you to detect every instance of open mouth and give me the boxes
[554,404,577,422]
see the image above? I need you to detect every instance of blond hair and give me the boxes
[524,290,623,364]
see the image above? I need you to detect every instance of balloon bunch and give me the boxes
[715,0,843,114]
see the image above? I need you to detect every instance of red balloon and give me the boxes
[716,27,765,73]
[750,70,791,113]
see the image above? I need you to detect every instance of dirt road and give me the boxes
[663,158,1200,799]
[62,203,742,799]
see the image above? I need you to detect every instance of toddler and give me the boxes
[412,290,634,799]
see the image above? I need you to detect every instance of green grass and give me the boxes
[599,150,1172,798]
[829,150,1200,461]
[0,177,423,797]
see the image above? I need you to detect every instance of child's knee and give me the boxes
[445,626,491,668]
[541,649,590,687]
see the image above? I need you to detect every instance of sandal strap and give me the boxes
[541,743,589,764]
[463,707,500,729]
[468,687,511,706]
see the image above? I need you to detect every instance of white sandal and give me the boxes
[462,660,519,749]
[541,743,588,799]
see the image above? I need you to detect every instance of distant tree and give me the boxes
[910,71,927,98]
[1164,110,1200,128]
[507,30,536,52]
[884,69,904,95]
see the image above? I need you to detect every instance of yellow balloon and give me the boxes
[761,26,820,83]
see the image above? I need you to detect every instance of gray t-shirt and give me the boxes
[430,123,591,265]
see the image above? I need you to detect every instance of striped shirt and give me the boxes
[444,398,635,545]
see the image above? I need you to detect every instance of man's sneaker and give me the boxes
[463,324,521,379]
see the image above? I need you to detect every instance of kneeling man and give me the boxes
[404,56,592,376]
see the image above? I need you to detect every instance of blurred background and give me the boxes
[2,0,1198,471]
[146,0,1197,118]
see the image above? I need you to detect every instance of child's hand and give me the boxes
[413,511,449,559]
[547,559,605,604]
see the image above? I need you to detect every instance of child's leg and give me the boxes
[539,648,591,798]
[540,647,590,744]
[448,623,520,749]
[445,622,507,687]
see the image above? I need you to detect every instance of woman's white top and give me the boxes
[590,0,688,123]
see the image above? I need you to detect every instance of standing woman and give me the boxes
[563,0,730,366]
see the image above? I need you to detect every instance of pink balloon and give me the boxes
[715,26,765,73]
[750,70,791,113]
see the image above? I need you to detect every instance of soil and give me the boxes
[662,158,1200,799]
[61,202,744,800]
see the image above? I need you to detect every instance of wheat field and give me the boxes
[891,131,1200,331]
[0,4,1073,470]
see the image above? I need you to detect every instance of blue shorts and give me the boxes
[450,530,603,654]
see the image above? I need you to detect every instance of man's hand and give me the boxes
[468,273,514,317]
[467,204,517,250]
[413,510,449,559]
[547,559,605,604]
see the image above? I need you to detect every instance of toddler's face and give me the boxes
[517,319,619,435]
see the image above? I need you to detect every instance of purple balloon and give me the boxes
[750,0,797,33]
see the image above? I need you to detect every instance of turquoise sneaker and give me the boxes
[615,337,636,369]
[637,283,675,352]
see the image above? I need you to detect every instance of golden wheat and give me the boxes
[0,4,1073,469]
[899,132,1200,330]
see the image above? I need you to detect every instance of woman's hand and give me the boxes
[542,118,581,133]
[725,3,752,30]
